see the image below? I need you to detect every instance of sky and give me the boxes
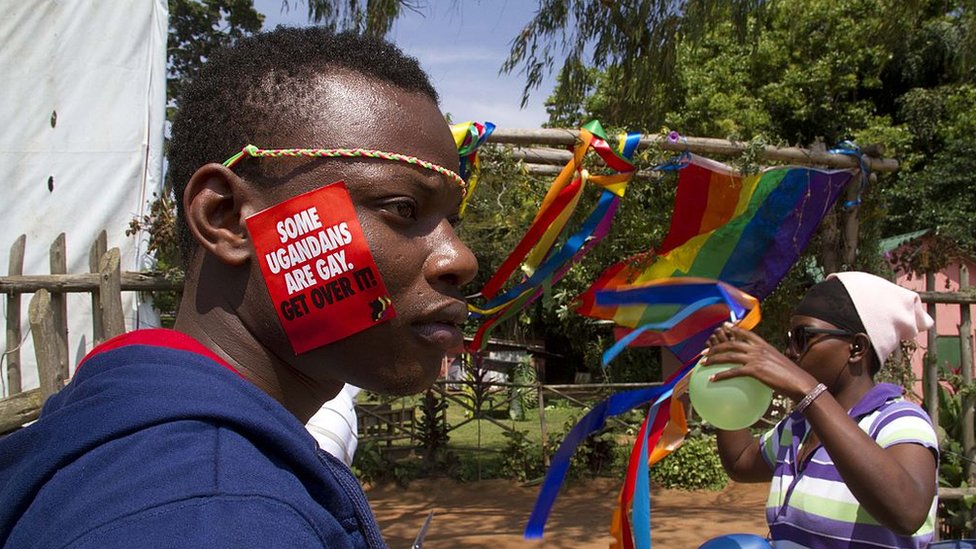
[252,0,556,128]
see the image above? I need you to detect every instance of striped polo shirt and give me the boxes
[759,383,938,549]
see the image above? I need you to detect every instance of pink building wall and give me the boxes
[891,256,976,398]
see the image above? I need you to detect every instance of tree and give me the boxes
[465,0,976,381]
[503,0,767,111]
[279,0,420,36]
[168,0,264,106]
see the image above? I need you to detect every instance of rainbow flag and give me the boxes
[578,153,854,361]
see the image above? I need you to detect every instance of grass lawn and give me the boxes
[443,399,583,452]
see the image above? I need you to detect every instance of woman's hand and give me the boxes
[702,323,818,401]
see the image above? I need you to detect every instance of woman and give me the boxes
[701,271,938,548]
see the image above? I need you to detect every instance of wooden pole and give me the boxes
[0,388,43,434]
[487,129,901,172]
[537,376,549,468]
[841,172,869,266]
[0,272,183,293]
[925,273,939,424]
[918,291,976,305]
[98,248,125,339]
[89,231,107,345]
[29,290,66,400]
[820,208,841,275]
[5,235,25,395]
[49,234,69,383]
[959,264,974,485]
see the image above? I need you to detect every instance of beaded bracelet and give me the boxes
[795,383,828,414]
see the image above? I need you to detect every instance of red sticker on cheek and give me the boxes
[245,181,395,355]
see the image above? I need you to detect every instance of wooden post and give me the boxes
[820,211,840,275]
[89,231,107,345]
[49,234,69,382]
[0,388,43,434]
[5,235,26,395]
[29,290,66,400]
[841,172,870,267]
[98,248,125,339]
[537,376,549,467]
[485,129,901,172]
[959,264,975,485]
[925,272,939,424]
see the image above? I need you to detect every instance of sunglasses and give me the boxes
[786,326,855,355]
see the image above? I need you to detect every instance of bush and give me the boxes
[415,389,450,465]
[650,433,729,491]
[351,440,418,487]
[499,430,547,482]
[935,374,976,538]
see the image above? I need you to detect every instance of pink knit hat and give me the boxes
[827,271,934,364]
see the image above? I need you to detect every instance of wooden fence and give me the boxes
[3,231,976,531]
[0,232,181,433]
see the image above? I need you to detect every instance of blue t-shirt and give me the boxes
[0,329,386,548]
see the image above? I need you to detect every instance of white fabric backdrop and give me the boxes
[0,0,168,394]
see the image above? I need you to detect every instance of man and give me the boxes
[0,27,477,548]
[307,383,362,466]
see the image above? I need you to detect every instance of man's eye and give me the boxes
[389,200,416,220]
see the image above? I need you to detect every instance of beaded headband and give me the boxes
[223,144,466,194]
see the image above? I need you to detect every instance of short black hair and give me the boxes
[168,27,439,262]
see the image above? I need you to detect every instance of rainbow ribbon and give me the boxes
[596,278,760,366]
[524,149,854,547]
[468,121,639,352]
[452,121,495,216]
[525,279,760,545]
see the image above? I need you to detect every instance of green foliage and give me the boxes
[127,191,181,273]
[650,433,729,491]
[280,0,415,37]
[509,356,538,421]
[499,430,548,482]
[351,439,418,487]
[126,191,183,323]
[935,372,976,537]
[502,0,763,110]
[415,389,450,463]
[542,414,629,481]
[168,0,263,106]
[876,340,922,396]
[521,0,976,353]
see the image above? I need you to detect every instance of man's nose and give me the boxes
[424,221,478,288]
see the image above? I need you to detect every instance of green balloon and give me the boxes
[688,362,773,430]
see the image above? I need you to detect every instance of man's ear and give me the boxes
[183,163,254,266]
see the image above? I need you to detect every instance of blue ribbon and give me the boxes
[620,132,642,158]
[633,389,672,549]
[600,297,722,366]
[594,281,749,366]
[827,140,870,209]
[524,362,694,540]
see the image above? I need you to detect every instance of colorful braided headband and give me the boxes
[223,144,466,193]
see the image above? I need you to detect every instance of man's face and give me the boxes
[238,70,477,396]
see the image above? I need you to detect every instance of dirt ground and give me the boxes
[367,478,770,548]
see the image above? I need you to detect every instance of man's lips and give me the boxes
[412,301,468,350]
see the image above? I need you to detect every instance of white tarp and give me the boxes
[0,0,168,395]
